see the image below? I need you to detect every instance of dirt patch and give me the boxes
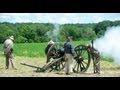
[0,56,120,77]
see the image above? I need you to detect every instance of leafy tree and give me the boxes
[93,20,113,37]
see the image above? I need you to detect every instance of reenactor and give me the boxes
[45,39,55,63]
[86,40,100,74]
[64,36,74,75]
[3,36,17,70]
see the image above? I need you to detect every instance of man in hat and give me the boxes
[3,35,17,69]
[48,39,55,45]
[45,39,55,63]
[64,36,74,75]
[86,40,100,74]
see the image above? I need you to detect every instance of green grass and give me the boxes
[14,43,47,57]
[0,40,89,57]
[73,40,90,46]
[0,43,45,57]
[0,40,114,62]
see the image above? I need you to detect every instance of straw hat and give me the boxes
[9,36,14,41]
[48,40,55,45]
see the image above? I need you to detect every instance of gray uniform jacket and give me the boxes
[3,39,13,54]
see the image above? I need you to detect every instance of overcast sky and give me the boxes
[0,13,120,24]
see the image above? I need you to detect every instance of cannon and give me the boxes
[41,43,65,72]
[20,40,100,74]
[39,42,91,73]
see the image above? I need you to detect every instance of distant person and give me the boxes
[45,39,55,63]
[3,36,17,70]
[86,40,100,74]
[64,36,74,75]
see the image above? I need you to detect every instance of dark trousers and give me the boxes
[5,52,15,69]
[93,56,100,74]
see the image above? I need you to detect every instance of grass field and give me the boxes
[0,40,114,62]
[0,40,90,57]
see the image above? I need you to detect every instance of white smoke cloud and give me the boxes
[94,26,120,64]
[46,23,60,42]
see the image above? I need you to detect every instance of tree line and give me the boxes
[0,20,120,43]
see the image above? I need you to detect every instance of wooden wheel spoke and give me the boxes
[77,64,80,72]
[82,60,88,65]
[81,62,86,69]
[81,50,85,55]
[73,45,91,73]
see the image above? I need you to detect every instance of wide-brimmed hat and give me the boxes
[9,36,14,40]
[48,40,55,45]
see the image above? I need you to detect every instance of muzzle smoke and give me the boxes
[94,26,120,64]
[46,23,60,42]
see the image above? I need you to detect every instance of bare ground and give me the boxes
[0,56,120,77]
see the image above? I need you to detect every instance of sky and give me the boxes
[0,13,120,24]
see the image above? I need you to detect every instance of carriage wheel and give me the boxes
[73,45,91,73]
[47,44,57,63]
[47,44,65,71]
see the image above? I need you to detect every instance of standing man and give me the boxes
[64,36,74,75]
[86,40,100,74]
[3,36,17,70]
